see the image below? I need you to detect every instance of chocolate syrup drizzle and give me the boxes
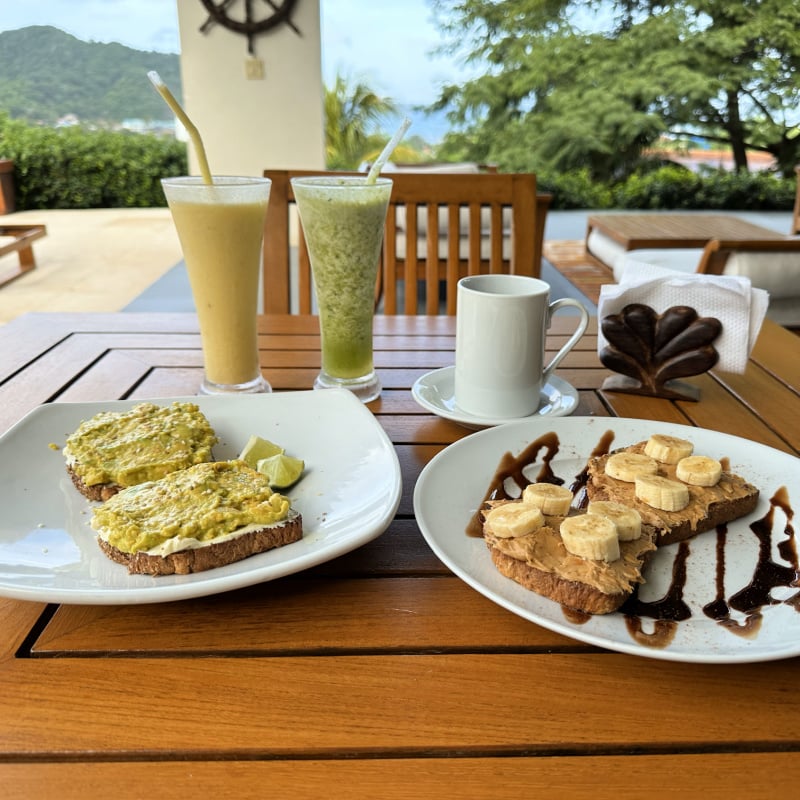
[472,430,799,649]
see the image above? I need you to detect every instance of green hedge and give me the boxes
[0,114,187,209]
[538,164,797,211]
[1,115,795,211]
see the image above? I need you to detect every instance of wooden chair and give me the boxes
[792,165,800,235]
[261,169,545,315]
[0,224,47,288]
[696,236,800,275]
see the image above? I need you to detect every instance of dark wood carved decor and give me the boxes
[199,0,301,54]
[599,304,723,401]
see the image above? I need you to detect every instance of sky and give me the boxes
[0,0,469,107]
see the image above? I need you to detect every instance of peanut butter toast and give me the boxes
[482,483,658,615]
[586,434,759,546]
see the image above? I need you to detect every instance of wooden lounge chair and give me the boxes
[0,224,47,288]
[545,165,800,314]
[613,238,800,329]
[262,169,547,315]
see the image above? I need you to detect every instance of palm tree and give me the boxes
[325,73,396,169]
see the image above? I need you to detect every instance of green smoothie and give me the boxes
[291,177,392,398]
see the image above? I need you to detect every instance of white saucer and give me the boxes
[411,366,579,429]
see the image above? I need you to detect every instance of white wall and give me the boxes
[175,0,325,177]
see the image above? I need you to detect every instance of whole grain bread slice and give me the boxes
[97,512,303,576]
[481,505,659,615]
[486,543,655,615]
[67,464,122,502]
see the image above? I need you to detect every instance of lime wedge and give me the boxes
[256,454,305,488]
[239,435,284,469]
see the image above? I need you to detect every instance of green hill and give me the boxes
[0,25,181,125]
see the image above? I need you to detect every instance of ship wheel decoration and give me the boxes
[199,0,301,55]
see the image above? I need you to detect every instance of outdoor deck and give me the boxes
[0,207,793,325]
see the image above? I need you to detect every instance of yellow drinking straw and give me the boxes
[147,70,213,185]
[366,117,412,184]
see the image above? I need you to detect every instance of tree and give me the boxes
[430,0,800,179]
[324,73,397,169]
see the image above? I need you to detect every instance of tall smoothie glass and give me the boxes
[291,176,392,403]
[161,176,271,395]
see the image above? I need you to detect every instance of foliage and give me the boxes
[536,168,614,209]
[0,114,187,209]
[536,164,796,211]
[610,165,704,209]
[2,110,793,212]
[325,74,397,169]
[0,26,181,125]
[429,0,800,180]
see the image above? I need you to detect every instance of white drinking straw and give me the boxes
[366,117,412,184]
[148,70,213,185]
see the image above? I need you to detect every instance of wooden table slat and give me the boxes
[3,755,799,800]
[34,577,580,655]
[2,654,798,756]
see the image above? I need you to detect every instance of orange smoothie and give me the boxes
[162,177,270,392]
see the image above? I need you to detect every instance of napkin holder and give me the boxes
[599,304,722,401]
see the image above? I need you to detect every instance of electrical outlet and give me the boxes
[245,58,265,80]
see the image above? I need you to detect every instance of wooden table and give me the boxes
[1,312,799,798]
[586,212,786,250]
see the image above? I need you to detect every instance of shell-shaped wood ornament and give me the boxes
[599,304,723,401]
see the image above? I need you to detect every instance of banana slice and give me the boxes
[635,475,690,511]
[560,514,620,562]
[586,500,642,541]
[676,455,722,487]
[521,483,573,516]
[484,503,544,538]
[605,452,659,482]
[644,434,694,464]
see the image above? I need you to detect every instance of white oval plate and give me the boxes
[413,416,799,663]
[0,389,401,605]
[412,365,579,429]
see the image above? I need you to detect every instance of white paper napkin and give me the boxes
[597,261,769,373]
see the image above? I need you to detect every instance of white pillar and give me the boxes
[175,0,325,177]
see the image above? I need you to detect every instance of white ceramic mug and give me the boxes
[454,274,589,419]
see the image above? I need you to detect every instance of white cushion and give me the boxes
[613,248,704,282]
[587,229,627,271]
[394,204,512,238]
[392,231,511,261]
[379,162,484,174]
[724,252,800,299]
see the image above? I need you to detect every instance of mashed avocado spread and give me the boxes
[64,402,217,487]
[91,460,291,553]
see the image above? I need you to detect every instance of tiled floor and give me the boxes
[0,208,182,325]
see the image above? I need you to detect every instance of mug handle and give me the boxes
[542,298,590,383]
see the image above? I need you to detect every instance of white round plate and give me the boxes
[0,390,401,605]
[413,416,800,663]
[412,366,579,429]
